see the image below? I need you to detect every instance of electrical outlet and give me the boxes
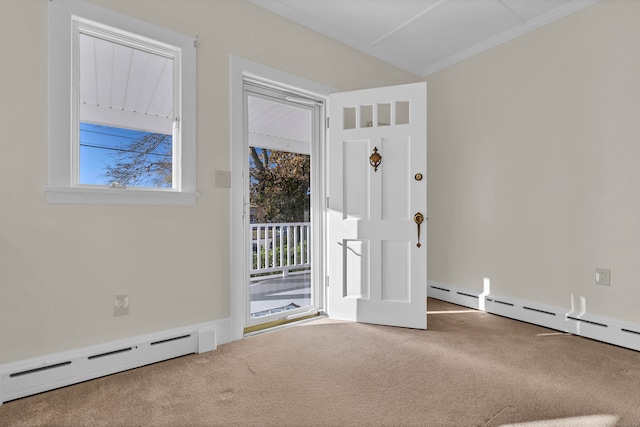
[595,268,610,286]
[113,294,130,316]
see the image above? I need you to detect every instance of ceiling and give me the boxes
[248,96,312,154]
[249,96,311,142]
[249,0,600,77]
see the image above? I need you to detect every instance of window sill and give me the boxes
[44,186,199,206]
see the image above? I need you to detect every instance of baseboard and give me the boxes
[427,280,640,353]
[427,280,485,310]
[0,317,232,405]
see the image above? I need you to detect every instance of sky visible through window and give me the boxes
[80,123,172,188]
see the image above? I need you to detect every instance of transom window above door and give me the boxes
[342,101,410,130]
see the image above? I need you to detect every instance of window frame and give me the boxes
[46,0,198,205]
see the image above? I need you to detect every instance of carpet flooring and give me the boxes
[1,298,640,426]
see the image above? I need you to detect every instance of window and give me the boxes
[47,0,198,205]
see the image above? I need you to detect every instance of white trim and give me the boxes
[80,104,173,135]
[47,0,197,205]
[428,280,483,310]
[484,293,572,332]
[44,186,199,205]
[427,280,640,352]
[229,56,335,341]
[0,317,231,405]
[420,0,602,77]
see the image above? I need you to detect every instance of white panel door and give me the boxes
[327,82,427,329]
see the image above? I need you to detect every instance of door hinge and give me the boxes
[326,117,329,129]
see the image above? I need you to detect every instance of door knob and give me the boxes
[414,212,424,248]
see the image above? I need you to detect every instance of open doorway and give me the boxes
[242,78,325,333]
[231,59,427,339]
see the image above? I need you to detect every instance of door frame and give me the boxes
[230,56,335,340]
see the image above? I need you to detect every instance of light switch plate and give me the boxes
[215,170,231,188]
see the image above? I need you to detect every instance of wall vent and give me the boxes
[494,300,514,307]
[457,292,478,299]
[567,316,608,328]
[151,334,191,346]
[9,362,72,378]
[88,347,134,360]
[523,306,556,316]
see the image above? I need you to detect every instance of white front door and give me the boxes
[327,82,427,329]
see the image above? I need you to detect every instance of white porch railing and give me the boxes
[251,222,311,278]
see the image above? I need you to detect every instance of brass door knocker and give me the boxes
[369,147,382,172]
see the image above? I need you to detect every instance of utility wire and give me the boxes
[80,128,143,141]
[80,128,171,141]
[79,142,172,157]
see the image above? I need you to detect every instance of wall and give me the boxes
[0,0,418,364]
[426,0,640,323]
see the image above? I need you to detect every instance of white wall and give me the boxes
[426,0,640,323]
[0,0,418,364]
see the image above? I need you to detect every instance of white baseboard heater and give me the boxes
[428,280,640,353]
[0,318,231,405]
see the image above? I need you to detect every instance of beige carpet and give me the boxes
[2,298,640,427]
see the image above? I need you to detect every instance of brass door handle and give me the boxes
[414,212,424,248]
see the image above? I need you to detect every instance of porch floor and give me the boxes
[250,272,311,318]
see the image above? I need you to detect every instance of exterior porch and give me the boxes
[250,222,312,318]
[250,272,311,318]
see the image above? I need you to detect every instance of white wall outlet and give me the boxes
[595,268,610,286]
[113,294,130,316]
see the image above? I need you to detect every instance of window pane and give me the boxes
[343,107,356,130]
[396,101,410,125]
[78,32,174,188]
[360,105,373,128]
[80,123,172,188]
[378,103,391,126]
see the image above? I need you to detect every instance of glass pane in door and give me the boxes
[247,95,313,321]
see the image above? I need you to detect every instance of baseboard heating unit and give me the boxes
[0,318,231,405]
[428,280,640,353]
